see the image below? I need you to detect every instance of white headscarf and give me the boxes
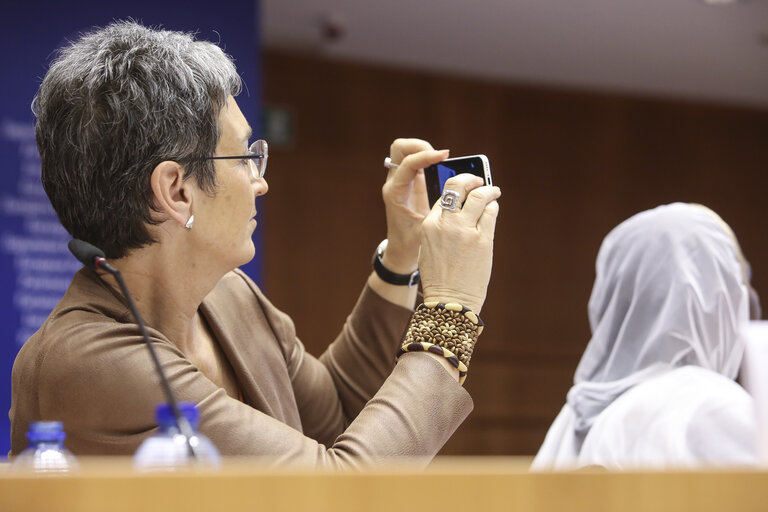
[532,203,750,469]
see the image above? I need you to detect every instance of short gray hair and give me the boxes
[34,20,242,258]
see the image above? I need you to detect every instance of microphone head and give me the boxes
[68,239,106,270]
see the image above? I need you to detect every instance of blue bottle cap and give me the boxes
[26,421,66,443]
[155,402,200,430]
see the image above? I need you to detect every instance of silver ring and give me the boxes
[384,157,399,169]
[440,190,461,211]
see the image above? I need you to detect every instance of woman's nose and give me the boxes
[253,177,268,197]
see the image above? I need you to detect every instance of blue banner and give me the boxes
[0,1,261,456]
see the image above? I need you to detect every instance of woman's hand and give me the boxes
[381,139,449,274]
[419,174,501,314]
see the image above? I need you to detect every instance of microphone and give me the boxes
[68,239,199,459]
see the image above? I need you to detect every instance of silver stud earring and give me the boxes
[185,215,195,231]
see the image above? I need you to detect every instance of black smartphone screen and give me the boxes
[424,156,491,206]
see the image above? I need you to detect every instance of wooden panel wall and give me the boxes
[261,49,768,455]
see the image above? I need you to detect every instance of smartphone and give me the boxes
[424,155,492,207]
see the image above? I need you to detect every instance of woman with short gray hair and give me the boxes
[10,21,501,466]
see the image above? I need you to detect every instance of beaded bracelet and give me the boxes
[397,302,484,384]
[397,341,469,385]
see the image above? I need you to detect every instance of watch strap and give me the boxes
[372,240,420,287]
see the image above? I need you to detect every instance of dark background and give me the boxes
[261,50,768,455]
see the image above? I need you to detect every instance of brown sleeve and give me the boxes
[237,275,420,443]
[33,313,472,466]
[317,285,415,420]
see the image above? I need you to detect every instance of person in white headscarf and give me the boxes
[531,203,759,470]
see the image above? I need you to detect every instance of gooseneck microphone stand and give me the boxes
[68,239,198,459]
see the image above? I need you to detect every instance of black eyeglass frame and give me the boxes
[180,139,268,180]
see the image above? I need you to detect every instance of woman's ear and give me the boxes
[150,161,193,228]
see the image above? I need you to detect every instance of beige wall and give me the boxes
[262,49,768,455]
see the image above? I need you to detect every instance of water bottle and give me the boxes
[133,402,220,471]
[11,421,79,473]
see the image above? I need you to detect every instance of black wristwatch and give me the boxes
[372,239,420,287]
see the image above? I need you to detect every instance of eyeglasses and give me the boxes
[183,139,268,180]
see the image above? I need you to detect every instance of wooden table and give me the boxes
[1,457,766,512]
